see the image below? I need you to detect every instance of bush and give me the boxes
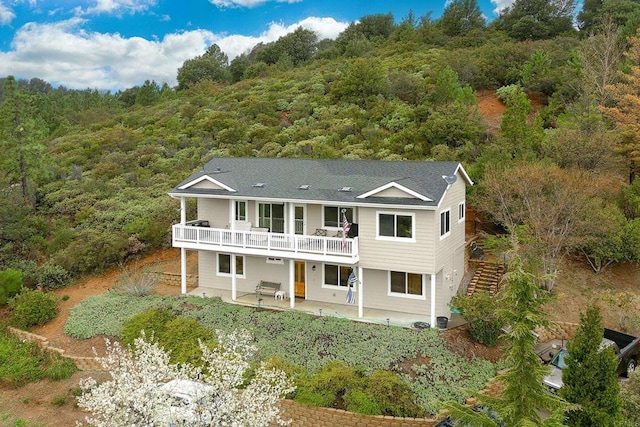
[450,291,504,346]
[121,308,216,366]
[361,370,423,417]
[120,307,176,346]
[9,289,58,328]
[37,262,71,290]
[0,268,23,305]
[159,317,216,365]
[295,361,364,408]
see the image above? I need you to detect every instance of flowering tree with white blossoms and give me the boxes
[77,329,295,427]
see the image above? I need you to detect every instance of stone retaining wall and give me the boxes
[144,271,198,287]
[7,326,103,371]
[535,321,579,343]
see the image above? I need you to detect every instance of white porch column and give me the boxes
[180,248,187,295]
[231,254,237,301]
[229,200,236,229]
[430,274,436,328]
[289,260,295,308]
[180,196,187,294]
[288,202,294,235]
[358,266,364,318]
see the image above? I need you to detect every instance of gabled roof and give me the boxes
[169,157,473,209]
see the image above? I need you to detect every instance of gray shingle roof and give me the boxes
[169,157,470,208]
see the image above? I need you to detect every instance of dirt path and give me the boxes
[1,249,186,426]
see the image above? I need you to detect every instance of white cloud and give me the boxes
[209,0,300,8]
[491,0,514,14]
[0,2,16,25]
[76,0,158,16]
[216,16,347,59]
[0,15,348,90]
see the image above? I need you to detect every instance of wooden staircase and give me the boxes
[466,262,504,297]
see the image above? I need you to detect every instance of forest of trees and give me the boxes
[0,0,639,296]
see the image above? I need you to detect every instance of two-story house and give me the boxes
[169,157,472,328]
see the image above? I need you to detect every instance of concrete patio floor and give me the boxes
[188,286,466,330]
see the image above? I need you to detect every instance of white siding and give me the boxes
[197,199,230,228]
[357,208,435,274]
[198,253,289,293]
[434,174,467,292]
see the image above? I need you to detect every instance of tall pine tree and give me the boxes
[560,304,620,426]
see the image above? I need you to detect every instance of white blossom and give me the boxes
[77,330,295,427]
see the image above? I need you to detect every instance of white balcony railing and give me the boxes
[172,225,357,260]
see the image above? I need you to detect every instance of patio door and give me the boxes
[294,261,306,298]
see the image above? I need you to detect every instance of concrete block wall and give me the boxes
[535,322,578,343]
[144,271,198,288]
[7,326,104,371]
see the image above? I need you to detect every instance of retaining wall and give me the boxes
[144,271,198,287]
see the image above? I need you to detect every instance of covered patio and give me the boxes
[188,286,465,330]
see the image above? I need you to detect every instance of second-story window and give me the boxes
[377,212,414,240]
[258,203,285,233]
[458,202,465,223]
[440,209,451,238]
[235,201,246,221]
[323,207,353,228]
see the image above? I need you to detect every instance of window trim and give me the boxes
[321,263,356,292]
[322,206,354,230]
[216,253,246,278]
[375,211,416,242]
[458,202,465,223]
[387,271,425,300]
[440,209,451,240]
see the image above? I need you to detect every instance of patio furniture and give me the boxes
[274,290,286,300]
[312,228,327,236]
[256,280,281,296]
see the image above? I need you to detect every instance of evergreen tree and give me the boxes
[442,250,570,426]
[492,0,577,41]
[437,0,486,37]
[577,0,604,33]
[560,304,620,426]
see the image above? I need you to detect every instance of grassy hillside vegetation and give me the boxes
[0,1,639,292]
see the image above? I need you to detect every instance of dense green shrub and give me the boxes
[9,289,58,328]
[0,268,23,305]
[295,361,364,407]
[37,262,71,290]
[361,370,423,417]
[120,307,176,346]
[450,291,504,346]
[121,307,216,365]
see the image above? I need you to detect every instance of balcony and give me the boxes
[172,224,358,263]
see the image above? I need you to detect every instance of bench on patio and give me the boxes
[256,280,281,296]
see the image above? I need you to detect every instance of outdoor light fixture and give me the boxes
[312,265,316,271]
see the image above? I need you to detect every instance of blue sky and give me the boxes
[0,0,511,91]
